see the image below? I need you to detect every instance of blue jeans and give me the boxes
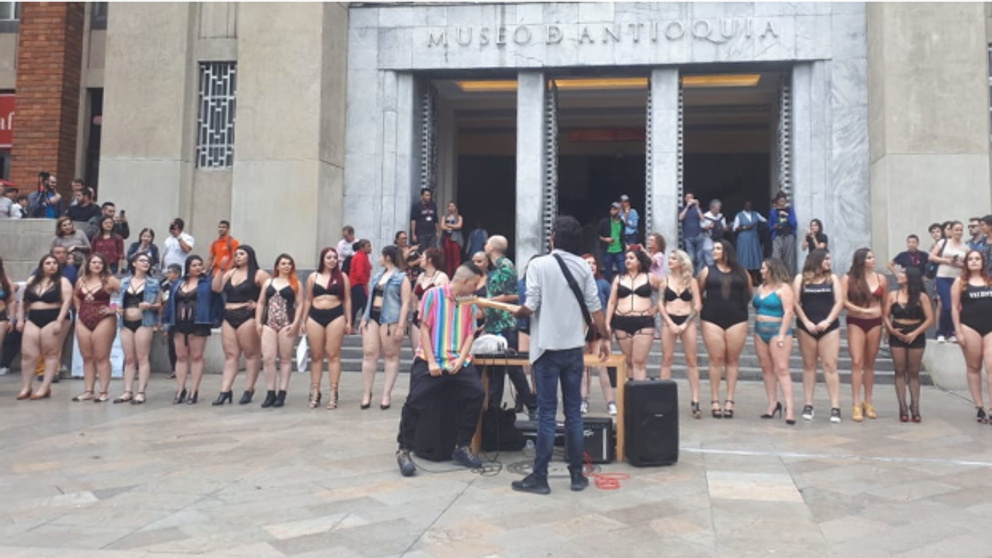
[684,234,706,274]
[936,277,955,337]
[532,348,585,481]
[602,251,624,283]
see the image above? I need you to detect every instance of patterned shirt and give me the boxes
[415,284,476,370]
[484,256,517,333]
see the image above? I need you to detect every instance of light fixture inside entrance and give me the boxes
[455,77,649,93]
[681,74,761,88]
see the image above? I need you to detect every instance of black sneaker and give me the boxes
[570,472,589,492]
[451,445,482,469]
[526,405,538,421]
[511,474,551,495]
[396,449,416,477]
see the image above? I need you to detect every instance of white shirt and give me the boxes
[162,232,195,271]
[0,196,11,218]
[524,250,602,364]
[337,238,355,267]
[9,203,24,219]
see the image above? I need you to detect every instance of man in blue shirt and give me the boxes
[679,192,706,274]
[27,172,62,219]
[619,194,639,247]
[967,217,985,251]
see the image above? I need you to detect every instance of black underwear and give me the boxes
[369,307,382,324]
[308,306,344,328]
[28,308,60,329]
[611,315,654,336]
[669,314,690,326]
[123,319,142,333]
[224,306,255,329]
[0,309,7,322]
[796,319,840,340]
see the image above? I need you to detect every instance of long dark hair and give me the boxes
[381,245,401,268]
[183,255,204,280]
[802,249,831,284]
[625,247,653,275]
[80,253,111,289]
[27,254,64,301]
[847,248,872,307]
[97,215,115,238]
[236,244,261,282]
[273,253,300,295]
[905,266,924,309]
[962,250,992,287]
[317,247,344,293]
[0,256,10,301]
[714,239,747,294]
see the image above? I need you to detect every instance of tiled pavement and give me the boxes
[2,373,992,557]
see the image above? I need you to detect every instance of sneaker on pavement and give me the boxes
[948,336,958,344]
[830,408,842,423]
[607,402,617,416]
[570,472,589,492]
[0,367,9,376]
[396,449,416,477]
[802,405,814,421]
[511,474,551,495]
[526,405,538,421]
[580,400,589,415]
[937,336,946,344]
[451,445,482,469]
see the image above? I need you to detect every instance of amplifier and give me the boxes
[517,417,614,463]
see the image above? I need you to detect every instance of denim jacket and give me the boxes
[160,276,222,329]
[119,275,161,328]
[362,269,407,325]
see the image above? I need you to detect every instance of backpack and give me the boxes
[707,215,726,242]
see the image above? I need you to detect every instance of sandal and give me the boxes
[308,388,322,409]
[326,388,339,410]
[72,391,95,402]
[691,401,701,419]
[132,392,146,405]
[723,399,735,419]
[94,393,109,403]
[113,391,133,404]
[711,400,723,419]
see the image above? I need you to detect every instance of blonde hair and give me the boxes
[669,249,694,287]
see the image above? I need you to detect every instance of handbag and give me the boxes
[925,240,945,280]
[552,254,596,342]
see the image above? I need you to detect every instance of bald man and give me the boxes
[483,236,537,417]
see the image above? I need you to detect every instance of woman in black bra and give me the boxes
[883,266,933,423]
[606,248,658,381]
[255,254,305,409]
[162,256,221,405]
[658,249,702,418]
[792,249,844,423]
[72,253,121,403]
[15,254,73,401]
[952,250,992,424]
[698,240,752,419]
[116,253,161,405]
[409,248,449,352]
[303,247,352,409]
[211,246,269,406]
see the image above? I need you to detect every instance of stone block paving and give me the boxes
[2,374,992,557]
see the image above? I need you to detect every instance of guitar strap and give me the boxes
[552,254,596,342]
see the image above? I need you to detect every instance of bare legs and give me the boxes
[798,329,841,412]
[173,333,207,399]
[961,326,992,414]
[614,328,653,381]
[19,321,61,398]
[380,323,402,408]
[701,321,747,416]
[755,332,795,421]
[661,321,700,406]
[220,320,262,395]
[847,324,882,415]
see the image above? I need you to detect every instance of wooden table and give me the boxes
[472,353,629,463]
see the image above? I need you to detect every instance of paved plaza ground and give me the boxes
[2,374,992,557]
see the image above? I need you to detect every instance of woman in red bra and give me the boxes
[841,248,887,422]
[409,248,449,352]
[72,253,121,403]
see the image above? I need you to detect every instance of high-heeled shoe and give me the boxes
[761,402,782,419]
[862,401,877,420]
[309,389,322,409]
[723,400,735,419]
[786,418,795,425]
[381,397,391,410]
[173,388,187,405]
[239,390,254,405]
[691,401,701,419]
[30,388,51,400]
[361,393,372,410]
[899,404,909,423]
[977,407,988,424]
[711,400,722,419]
[852,404,863,422]
[186,391,199,405]
[212,391,233,406]
[260,390,277,408]
[911,404,921,423]
[273,390,286,408]
[326,388,339,410]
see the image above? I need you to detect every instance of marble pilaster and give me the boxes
[647,68,680,247]
[790,60,833,270]
[515,71,546,272]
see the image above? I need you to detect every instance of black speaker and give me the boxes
[624,380,679,466]
[413,384,458,462]
[517,418,615,463]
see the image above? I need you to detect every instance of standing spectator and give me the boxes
[483,235,536,417]
[679,192,706,273]
[465,220,488,259]
[51,216,91,267]
[441,201,464,277]
[769,191,798,274]
[206,220,239,276]
[85,202,130,240]
[394,231,416,263]
[646,232,668,340]
[597,202,624,282]
[967,217,985,250]
[978,216,992,273]
[801,219,829,255]
[10,194,27,219]
[511,216,609,495]
[0,186,16,218]
[50,246,79,286]
[28,172,62,218]
[929,221,967,343]
[337,225,356,272]
[410,188,440,250]
[64,188,101,224]
[348,239,372,324]
[887,234,929,277]
[619,194,639,247]
[733,200,767,285]
[162,218,194,272]
[68,178,84,207]
[702,199,728,268]
[126,228,160,275]
[90,216,126,274]
[159,264,182,378]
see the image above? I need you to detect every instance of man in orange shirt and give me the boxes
[207,220,239,276]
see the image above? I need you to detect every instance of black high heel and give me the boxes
[723,400,735,419]
[239,390,254,405]
[711,400,723,419]
[173,388,187,405]
[186,391,198,405]
[691,401,701,419]
[978,407,988,424]
[361,393,372,410]
[761,402,782,419]
[261,390,277,408]
[273,390,286,408]
[212,391,233,406]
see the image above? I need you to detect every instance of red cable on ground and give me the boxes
[583,453,630,490]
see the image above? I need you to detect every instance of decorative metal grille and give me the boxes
[777,79,792,196]
[643,77,653,236]
[196,62,237,169]
[677,87,685,246]
[419,84,438,194]
[543,80,559,252]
